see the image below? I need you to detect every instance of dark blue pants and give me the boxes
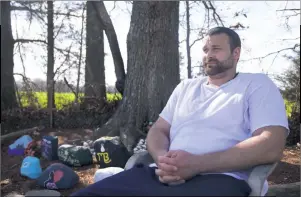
[71,164,251,196]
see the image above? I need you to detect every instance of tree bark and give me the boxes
[92,1,126,95]
[95,1,180,153]
[185,1,192,79]
[85,1,106,107]
[1,1,18,110]
[47,1,54,127]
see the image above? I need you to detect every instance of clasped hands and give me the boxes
[155,150,200,185]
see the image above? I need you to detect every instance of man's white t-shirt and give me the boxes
[158,72,289,196]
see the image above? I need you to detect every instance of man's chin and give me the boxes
[205,69,221,76]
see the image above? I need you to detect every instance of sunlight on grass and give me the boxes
[284,99,296,118]
[18,92,122,110]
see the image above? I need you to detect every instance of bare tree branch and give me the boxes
[109,1,117,14]
[280,37,300,41]
[11,5,82,18]
[53,15,67,40]
[179,39,186,44]
[201,1,224,27]
[13,11,27,77]
[14,38,78,58]
[190,36,204,48]
[63,77,77,97]
[207,1,224,26]
[14,38,47,44]
[11,5,46,24]
[53,44,73,77]
[241,44,300,62]
[277,9,300,12]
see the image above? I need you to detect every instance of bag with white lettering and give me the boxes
[58,144,93,167]
[93,136,130,169]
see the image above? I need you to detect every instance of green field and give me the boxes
[18,92,296,116]
[18,92,122,110]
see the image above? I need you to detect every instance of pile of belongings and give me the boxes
[25,140,42,157]
[7,131,143,191]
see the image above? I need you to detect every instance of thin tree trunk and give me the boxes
[1,1,18,110]
[47,1,54,127]
[95,1,180,153]
[85,1,106,107]
[92,1,126,95]
[75,4,86,103]
[186,1,192,79]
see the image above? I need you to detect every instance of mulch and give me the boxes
[1,128,300,196]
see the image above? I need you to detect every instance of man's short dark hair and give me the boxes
[207,27,241,52]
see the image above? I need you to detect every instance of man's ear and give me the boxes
[233,47,241,61]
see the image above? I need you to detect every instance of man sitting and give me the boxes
[71,27,288,196]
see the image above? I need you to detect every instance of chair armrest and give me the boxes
[248,162,278,196]
[124,151,154,170]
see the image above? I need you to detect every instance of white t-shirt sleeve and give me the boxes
[159,81,184,125]
[248,75,289,135]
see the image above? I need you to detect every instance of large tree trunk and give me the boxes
[84,1,106,107]
[1,2,18,110]
[95,1,180,153]
[47,1,54,127]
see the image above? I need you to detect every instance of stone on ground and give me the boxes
[266,182,300,197]
[25,190,61,196]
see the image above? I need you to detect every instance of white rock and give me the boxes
[94,167,124,183]
[83,142,89,147]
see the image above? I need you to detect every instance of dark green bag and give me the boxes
[58,144,93,167]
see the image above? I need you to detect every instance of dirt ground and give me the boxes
[1,128,300,196]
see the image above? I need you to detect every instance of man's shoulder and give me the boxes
[239,72,275,86]
[179,76,207,87]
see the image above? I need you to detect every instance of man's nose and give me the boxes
[204,51,214,60]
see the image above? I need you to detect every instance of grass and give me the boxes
[18,92,296,116]
[284,99,296,118]
[18,92,122,110]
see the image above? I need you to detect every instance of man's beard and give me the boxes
[203,56,235,76]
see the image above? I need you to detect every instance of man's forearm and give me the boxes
[146,129,170,164]
[195,130,286,174]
